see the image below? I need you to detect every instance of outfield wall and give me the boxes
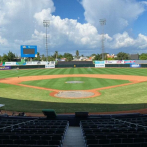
[1,60,147,69]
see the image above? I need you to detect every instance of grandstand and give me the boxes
[0,113,147,146]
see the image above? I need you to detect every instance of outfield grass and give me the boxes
[0,68,147,79]
[0,68,147,113]
[21,77,130,90]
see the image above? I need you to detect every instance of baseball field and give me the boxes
[0,68,147,114]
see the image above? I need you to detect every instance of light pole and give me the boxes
[43,20,50,62]
[99,19,106,60]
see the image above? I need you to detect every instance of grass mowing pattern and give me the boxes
[1,68,147,79]
[1,68,147,113]
[0,82,147,113]
[21,77,130,90]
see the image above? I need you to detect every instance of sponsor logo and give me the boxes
[95,64,105,68]
[124,60,136,64]
[130,64,140,68]
[95,61,105,64]
[0,66,11,70]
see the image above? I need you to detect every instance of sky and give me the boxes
[0,0,147,56]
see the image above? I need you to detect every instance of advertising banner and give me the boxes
[105,60,124,64]
[40,61,48,65]
[45,61,55,68]
[130,64,141,68]
[95,64,105,68]
[95,61,105,64]
[45,64,55,68]
[135,60,147,64]
[16,62,26,65]
[0,66,11,70]
[95,61,105,68]
[26,62,38,65]
[124,60,136,64]
[5,62,16,66]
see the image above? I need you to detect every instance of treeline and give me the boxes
[0,51,74,62]
[94,52,147,60]
[1,51,147,62]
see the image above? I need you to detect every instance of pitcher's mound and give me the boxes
[55,91,94,98]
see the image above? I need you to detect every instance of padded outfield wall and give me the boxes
[1,60,147,69]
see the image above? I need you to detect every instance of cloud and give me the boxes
[108,32,147,50]
[0,36,8,45]
[81,0,146,35]
[0,0,147,55]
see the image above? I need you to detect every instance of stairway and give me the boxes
[63,126,85,147]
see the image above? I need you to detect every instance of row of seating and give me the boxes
[0,118,69,147]
[80,117,147,147]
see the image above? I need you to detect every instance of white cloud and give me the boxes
[0,36,8,45]
[81,0,146,35]
[0,0,147,55]
[109,32,147,50]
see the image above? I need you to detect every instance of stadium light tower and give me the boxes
[43,20,50,61]
[99,19,106,60]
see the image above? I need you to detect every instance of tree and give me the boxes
[63,53,73,59]
[107,57,114,60]
[41,54,46,61]
[139,53,147,60]
[116,52,129,60]
[66,56,73,62]
[93,54,102,60]
[32,52,41,61]
[2,54,9,62]
[54,51,58,61]
[8,51,15,61]
[48,56,55,61]
[91,54,96,57]
[0,55,2,62]
[76,50,79,58]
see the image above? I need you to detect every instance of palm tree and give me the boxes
[55,51,58,61]
[76,50,79,58]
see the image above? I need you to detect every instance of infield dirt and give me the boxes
[1,74,147,98]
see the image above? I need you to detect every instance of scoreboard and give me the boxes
[21,45,37,57]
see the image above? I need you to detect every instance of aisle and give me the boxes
[63,126,85,147]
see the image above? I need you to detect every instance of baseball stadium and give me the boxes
[1,0,147,146]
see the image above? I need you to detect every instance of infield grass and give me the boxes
[21,77,130,90]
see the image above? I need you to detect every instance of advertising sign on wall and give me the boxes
[105,60,124,64]
[124,60,136,64]
[130,64,141,68]
[26,62,38,65]
[0,66,11,70]
[95,61,105,68]
[95,64,105,68]
[5,62,16,66]
[45,61,55,68]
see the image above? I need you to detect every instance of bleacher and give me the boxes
[0,118,69,147]
[80,116,147,147]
